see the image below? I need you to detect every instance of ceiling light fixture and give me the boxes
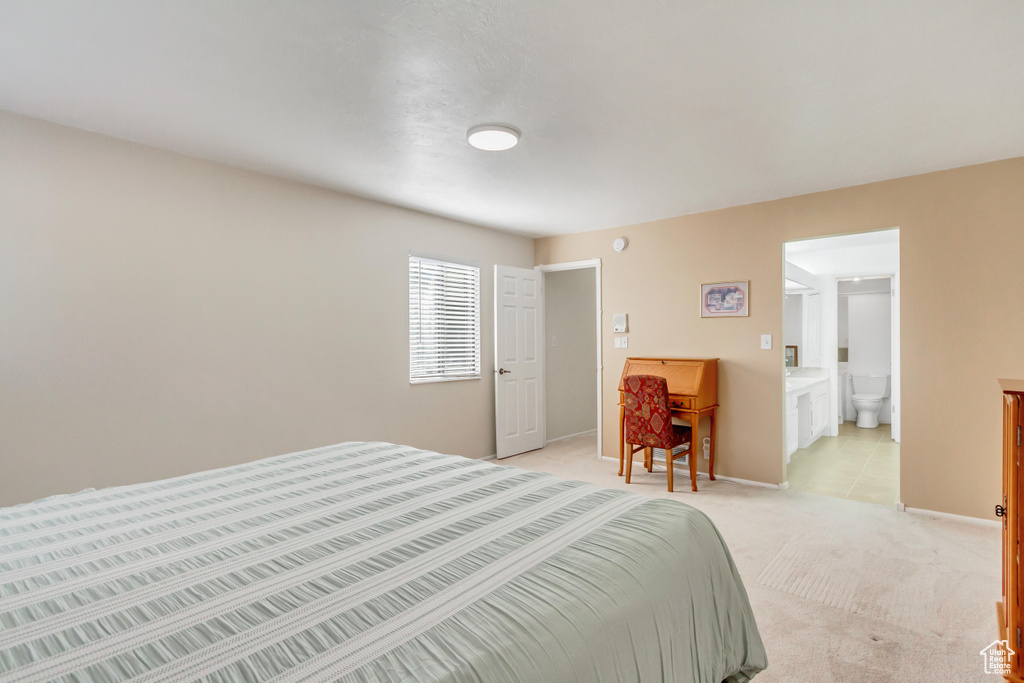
[467,124,520,151]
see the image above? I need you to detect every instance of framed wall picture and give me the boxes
[700,280,749,318]
[785,345,798,367]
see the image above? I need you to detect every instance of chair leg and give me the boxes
[625,443,634,483]
[666,446,674,492]
[644,447,652,472]
[618,405,625,476]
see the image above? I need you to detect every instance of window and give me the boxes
[409,254,481,383]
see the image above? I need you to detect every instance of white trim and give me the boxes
[409,375,481,385]
[715,474,781,489]
[903,505,999,528]
[545,429,597,446]
[478,453,497,461]
[536,258,601,272]
[536,259,603,461]
[598,456,781,489]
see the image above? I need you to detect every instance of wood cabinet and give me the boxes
[999,379,1024,682]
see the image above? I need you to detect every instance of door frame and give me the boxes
[781,229,901,485]
[535,259,603,459]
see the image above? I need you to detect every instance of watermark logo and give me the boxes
[980,639,1015,675]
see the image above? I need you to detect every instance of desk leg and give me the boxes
[618,404,625,476]
[689,414,700,492]
[709,408,717,481]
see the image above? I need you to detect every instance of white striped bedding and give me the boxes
[0,442,766,682]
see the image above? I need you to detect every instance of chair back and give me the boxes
[623,374,675,449]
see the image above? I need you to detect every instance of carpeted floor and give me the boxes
[499,434,1000,682]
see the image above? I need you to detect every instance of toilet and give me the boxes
[850,374,890,429]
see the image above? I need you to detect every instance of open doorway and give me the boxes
[537,260,602,458]
[782,230,900,506]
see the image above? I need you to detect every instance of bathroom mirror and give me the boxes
[785,346,798,367]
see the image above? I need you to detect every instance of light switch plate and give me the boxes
[761,334,772,350]
[620,336,628,349]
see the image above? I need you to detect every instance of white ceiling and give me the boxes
[786,229,899,275]
[1,2,1021,237]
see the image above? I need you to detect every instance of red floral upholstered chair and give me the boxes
[622,374,693,492]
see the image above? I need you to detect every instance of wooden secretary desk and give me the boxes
[618,358,719,492]
[999,379,1024,682]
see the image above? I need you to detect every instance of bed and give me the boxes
[0,442,766,682]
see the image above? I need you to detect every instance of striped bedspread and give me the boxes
[0,442,766,682]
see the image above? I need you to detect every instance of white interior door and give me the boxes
[494,265,545,458]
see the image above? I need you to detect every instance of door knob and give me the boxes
[498,368,512,375]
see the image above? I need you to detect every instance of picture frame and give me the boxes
[700,280,749,318]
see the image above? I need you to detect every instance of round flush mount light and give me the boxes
[613,237,628,252]
[467,124,520,151]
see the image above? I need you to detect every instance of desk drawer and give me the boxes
[670,397,694,410]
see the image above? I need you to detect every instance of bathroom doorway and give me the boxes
[536,260,602,459]
[782,230,900,506]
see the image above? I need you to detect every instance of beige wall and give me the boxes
[0,111,534,507]
[536,157,1024,520]
[544,269,598,440]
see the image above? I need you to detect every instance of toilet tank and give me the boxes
[852,374,890,398]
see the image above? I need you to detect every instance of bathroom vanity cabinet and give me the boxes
[785,374,830,461]
[999,379,1024,682]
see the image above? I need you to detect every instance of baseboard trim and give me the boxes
[598,456,780,490]
[715,474,781,490]
[545,429,597,446]
[903,505,999,528]
[479,453,497,461]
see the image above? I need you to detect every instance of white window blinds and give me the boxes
[409,255,481,383]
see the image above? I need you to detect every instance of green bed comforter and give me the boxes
[0,442,766,682]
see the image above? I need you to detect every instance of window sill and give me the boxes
[410,375,482,385]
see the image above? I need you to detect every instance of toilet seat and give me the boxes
[852,393,882,401]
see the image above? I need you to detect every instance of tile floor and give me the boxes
[785,421,899,506]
